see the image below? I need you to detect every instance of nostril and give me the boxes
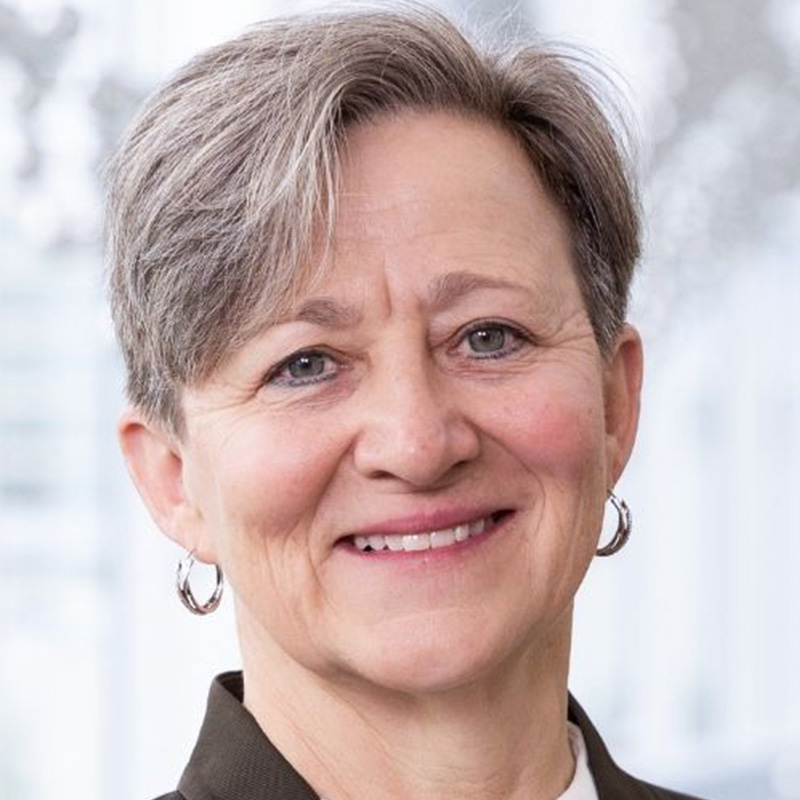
[451,458,474,473]
[366,468,401,482]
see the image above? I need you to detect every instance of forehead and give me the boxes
[289,111,576,311]
[338,111,558,232]
[200,111,587,394]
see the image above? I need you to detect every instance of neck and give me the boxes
[238,611,575,800]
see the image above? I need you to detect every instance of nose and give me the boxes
[352,358,481,488]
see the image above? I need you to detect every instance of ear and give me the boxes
[603,324,644,486]
[118,410,216,563]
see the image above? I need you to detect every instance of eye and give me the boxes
[460,321,529,359]
[467,326,507,354]
[266,350,338,387]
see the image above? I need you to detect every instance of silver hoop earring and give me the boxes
[176,552,224,615]
[596,491,632,557]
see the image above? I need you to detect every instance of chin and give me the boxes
[339,612,531,696]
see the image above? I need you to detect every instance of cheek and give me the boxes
[478,372,607,602]
[189,416,353,651]
[197,414,349,543]
[487,374,606,480]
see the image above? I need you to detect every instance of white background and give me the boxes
[1,0,799,798]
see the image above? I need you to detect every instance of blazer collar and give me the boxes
[178,671,671,800]
[178,672,318,800]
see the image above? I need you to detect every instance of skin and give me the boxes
[120,111,643,800]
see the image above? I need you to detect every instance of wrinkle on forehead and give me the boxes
[269,265,581,334]
[206,111,589,391]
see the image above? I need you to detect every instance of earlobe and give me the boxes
[603,324,644,485]
[118,410,210,558]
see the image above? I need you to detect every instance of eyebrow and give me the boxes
[290,297,363,328]
[284,270,528,329]
[427,271,530,311]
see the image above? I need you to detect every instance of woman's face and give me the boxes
[125,112,642,693]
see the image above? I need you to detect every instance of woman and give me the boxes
[106,6,705,799]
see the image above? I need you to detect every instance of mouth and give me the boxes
[339,510,514,555]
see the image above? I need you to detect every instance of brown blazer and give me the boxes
[156,672,708,800]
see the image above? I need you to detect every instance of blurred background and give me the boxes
[0,0,798,798]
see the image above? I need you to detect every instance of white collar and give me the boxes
[558,721,600,800]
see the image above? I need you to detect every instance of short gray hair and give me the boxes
[106,4,640,436]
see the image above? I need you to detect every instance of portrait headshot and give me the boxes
[0,1,798,799]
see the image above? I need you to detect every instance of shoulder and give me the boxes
[622,773,710,800]
[638,778,709,799]
[567,694,711,800]
[594,757,711,800]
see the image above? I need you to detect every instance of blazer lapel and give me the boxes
[178,672,318,800]
[568,694,705,800]
[178,673,702,800]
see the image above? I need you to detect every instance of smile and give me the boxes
[346,511,512,554]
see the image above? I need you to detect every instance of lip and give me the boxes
[335,509,517,565]
[338,506,512,541]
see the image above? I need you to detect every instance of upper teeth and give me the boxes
[353,517,490,553]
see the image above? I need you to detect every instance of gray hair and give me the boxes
[105,4,640,436]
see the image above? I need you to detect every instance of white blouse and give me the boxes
[559,721,600,800]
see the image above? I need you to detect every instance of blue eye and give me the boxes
[267,350,337,387]
[287,353,327,379]
[467,326,507,354]
[462,322,526,358]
